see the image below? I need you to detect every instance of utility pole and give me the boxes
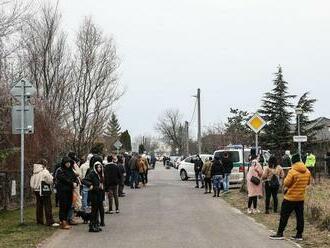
[197,88,202,154]
[185,121,189,156]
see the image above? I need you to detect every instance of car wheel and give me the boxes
[180,170,188,181]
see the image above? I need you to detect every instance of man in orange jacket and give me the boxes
[270,153,311,241]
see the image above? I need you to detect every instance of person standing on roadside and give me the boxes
[80,153,93,211]
[262,156,284,214]
[211,156,224,197]
[222,152,233,193]
[142,154,150,184]
[56,157,78,230]
[129,154,140,189]
[305,151,316,179]
[202,157,213,194]
[282,150,292,168]
[246,150,263,214]
[138,155,147,186]
[124,153,132,186]
[30,159,59,227]
[270,153,311,241]
[194,155,204,188]
[104,155,121,214]
[117,155,126,197]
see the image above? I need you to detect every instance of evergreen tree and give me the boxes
[295,92,322,150]
[119,130,132,151]
[105,113,121,138]
[259,66,295,153]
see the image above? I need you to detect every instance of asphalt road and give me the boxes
[42,164,295,248]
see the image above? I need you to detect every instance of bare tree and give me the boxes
[20,2,71,121]
[155,109,185,154]
[69,17,121,157]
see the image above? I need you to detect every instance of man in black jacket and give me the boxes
[194,155,204,188]
[104,155,122,214]
[222,152,233,193]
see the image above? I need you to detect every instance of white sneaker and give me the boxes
[110,210,114,214]
[247,209,253,214]
[116,210,120,214]
[253,209,261,214]
[51,223,60,227]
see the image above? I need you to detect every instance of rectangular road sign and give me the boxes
[11,106,34,134]
[10,79,36,102]
[293,136,307,143]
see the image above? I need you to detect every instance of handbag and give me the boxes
[40,181,51,196]
[250,176,261,186]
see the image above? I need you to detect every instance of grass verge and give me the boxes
[0,206,58,248]
[223,181,330,248]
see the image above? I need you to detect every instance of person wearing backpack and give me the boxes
[262,156,284,214]
[30,159,59,227]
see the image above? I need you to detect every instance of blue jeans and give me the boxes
[81,185,89,211]
[130,170,139,188]
[212,175,223,190]
[195,171,204,187]
[223,173,230,192]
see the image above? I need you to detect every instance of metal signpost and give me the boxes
[114,140,123,155]
[247,113,266,156]
[10,79,36,224]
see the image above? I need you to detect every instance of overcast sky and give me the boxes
[59,0,330,139]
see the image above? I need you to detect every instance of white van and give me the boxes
[213,146,270,185]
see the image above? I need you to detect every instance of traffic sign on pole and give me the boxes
[247,113,266,156]
[11,106,34,134]
[10,79,36,102]
[293,136,307,143]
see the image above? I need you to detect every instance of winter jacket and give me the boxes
[129,157,138,171]
[282,155,292,168]
[202,161,213,178]
[262,165,285,181]
[84,162,104,203]
[194,159,203,172]
[30,164,53,191]
[138,159,147,173]
[118,163,126,176]
[211,159,224,177]
[56,164,78,193]
[246,160,263,197]
[283,162,311,201]
[80,154,93,179]
[222,157,233,174]
[104,163,122,190]
[305,153,316,168]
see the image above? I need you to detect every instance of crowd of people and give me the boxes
[29,152,151,232]
[192,149,312,241]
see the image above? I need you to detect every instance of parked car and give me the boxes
[166,156,180,168]
[178,154,213,181]
[213,145,270,186]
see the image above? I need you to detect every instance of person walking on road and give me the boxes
[211,156,224,197]
[142,155,150,184]
[138,155,147,186]
[202,157,213,194]
[246,151,263,214]
[262,156,284,214]
[151,154,157,169]
[30,159,59,227]
[194,155,204,188]
[222,152,233,193]
[56,157,79,230]
[83,160,105,232]
[270,153,311,241]
[104,155,121,214]
[117,155,126,197]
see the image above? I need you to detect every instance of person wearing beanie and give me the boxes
[270,153,311,241]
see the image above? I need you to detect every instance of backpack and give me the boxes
[269,174,280,189]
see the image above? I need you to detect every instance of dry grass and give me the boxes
[223,181,330,248]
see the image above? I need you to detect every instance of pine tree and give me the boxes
[259,66,295,153]
[295,92,321,150]
[119,130,132,151]
[105,113,121,138]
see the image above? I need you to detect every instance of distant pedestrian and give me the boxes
[222,152,233,193]
[211,156,224,197]
[138,156,147,186]
[83,159,105,232]
[56,157,79,230]
[246,151,263,214]
[202,157,213,194]
[142,155,150,184]
[281,150,292,168]
[117,155,126,197]
[129,154,140,189]
[194,155,204,188]
[262,156,284,214]
[305,151,316,178]
[270,153,311,241]
[104,155,121,214]
[30,159,59,227]
[124,153,132,186]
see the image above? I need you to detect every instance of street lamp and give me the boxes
[295,107,303,160]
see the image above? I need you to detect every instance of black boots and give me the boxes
[217,189,220,197]
[89,223,102,232]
